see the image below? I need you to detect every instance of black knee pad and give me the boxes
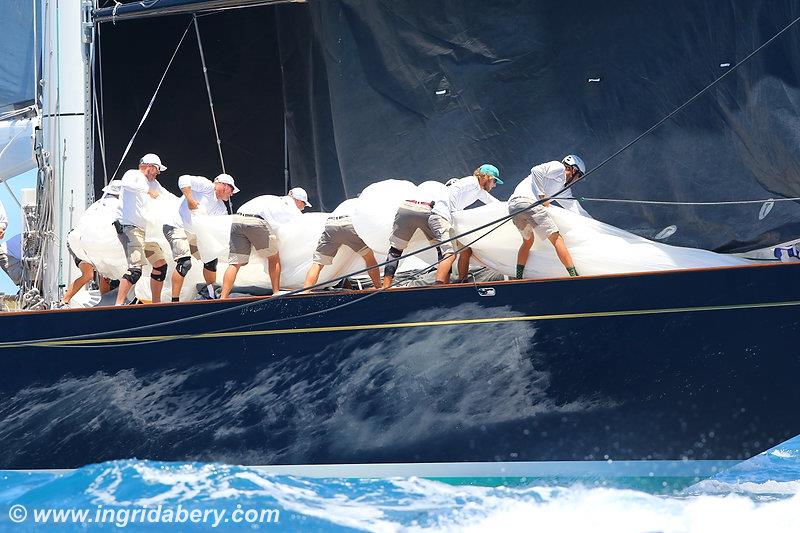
[175,256,192,277]
[203,258,218,272]
[384,247,403,279]
[123,267,142,284]
[150,263,168,282]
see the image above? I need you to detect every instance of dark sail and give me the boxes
[94,0,800,252]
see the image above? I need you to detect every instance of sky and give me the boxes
[0,169,37,294]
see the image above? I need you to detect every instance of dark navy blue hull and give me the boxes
[0,263,798,469]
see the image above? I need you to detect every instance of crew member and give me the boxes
[0,198,22,287]
[382,164,502,287]
[509,154,586,279]
[303,198,381,290]
[114,153,170,305]
[165,173,237,301]
[220,187,310,299]
[60,180,122,307]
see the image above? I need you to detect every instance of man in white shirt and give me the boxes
[382,164,502,287]
[60,180,122,307]
[508,154,586,278]
[220,187,310,298]
[303,198,381,290]
[115,153,170,305]
[164,173,237,301]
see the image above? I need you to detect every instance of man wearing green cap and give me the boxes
[383,164,502,287]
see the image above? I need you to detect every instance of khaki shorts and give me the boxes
[229,214,278,265]
[163,225,200,260]
[389,201,455,255]
[118,225,165,268]
[313,216,370,265]
[508,197,559,239]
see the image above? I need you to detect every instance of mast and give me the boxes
[37,0,93,303]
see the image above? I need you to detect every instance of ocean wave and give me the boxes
[1,460,800,532]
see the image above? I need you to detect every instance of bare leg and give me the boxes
[98,277,112,295]
[149,259,167,303]
[116,279,133,306]
[457,247,473,282]
[221,264,241,299]
[363,251,381,288]
[516,237,534,278]
[62,262,95,304]
[170,268,184,300]
[303,262,323,290]
[435,253,457,284]
[548,232,576,270]
[202,267,216,286]
[268,254,281,294]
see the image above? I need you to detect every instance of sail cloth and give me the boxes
[0,118,35,183]
[95,0,800,252]
[66,179,751,302]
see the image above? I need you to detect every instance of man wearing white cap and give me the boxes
[220,187,310,298]
[0,198,17,286]
[164,173,237,301]
[383,164,502,287]
[509,155,587,279]
[115,153,170,305]
[60,180,123,307]
[303,198,381,290]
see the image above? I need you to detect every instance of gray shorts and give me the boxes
[163,225,199,260]
[117,225,165,268]
[229,214,278,265]
[389,201,455,255]
[313,216,370,265]
[508,197,559,239]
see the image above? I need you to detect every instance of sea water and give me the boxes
[1,437,799,532]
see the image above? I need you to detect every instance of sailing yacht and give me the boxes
[0,0,799,480]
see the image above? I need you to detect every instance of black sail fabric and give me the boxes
[94,0,800,251]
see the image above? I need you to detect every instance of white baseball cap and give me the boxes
[288,187,312,207]
[101,179,123,196]
[139,153,167,171]
[213,173,240,194]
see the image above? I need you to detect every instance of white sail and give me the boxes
[0,117,36,183]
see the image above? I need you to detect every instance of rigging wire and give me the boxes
[193,14,226,174]
[93,21,109,185]
[580,196,800,206]
[108,19,193,181]
[6,9,800,348]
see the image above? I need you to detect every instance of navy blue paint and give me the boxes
[0,263,798,469]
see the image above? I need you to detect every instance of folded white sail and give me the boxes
[64,179,752,302]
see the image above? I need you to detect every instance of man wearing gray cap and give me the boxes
[220,187,310,298]
[164,173,238,301]
[114,153,170,305]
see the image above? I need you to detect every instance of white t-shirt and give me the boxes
[329,198,358,218]
[431,176,498,222]
[119,169,164,229]
[84,196,120,220]
[0,199,7,232]
[237,195,302,229]
[510,161,589,217]
[177,175,228,228]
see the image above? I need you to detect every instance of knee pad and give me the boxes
[175,256,192,277]
[123,267,142,284]
[150,263,168,282]
[203,258,218,272]
[384,247,403,279]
